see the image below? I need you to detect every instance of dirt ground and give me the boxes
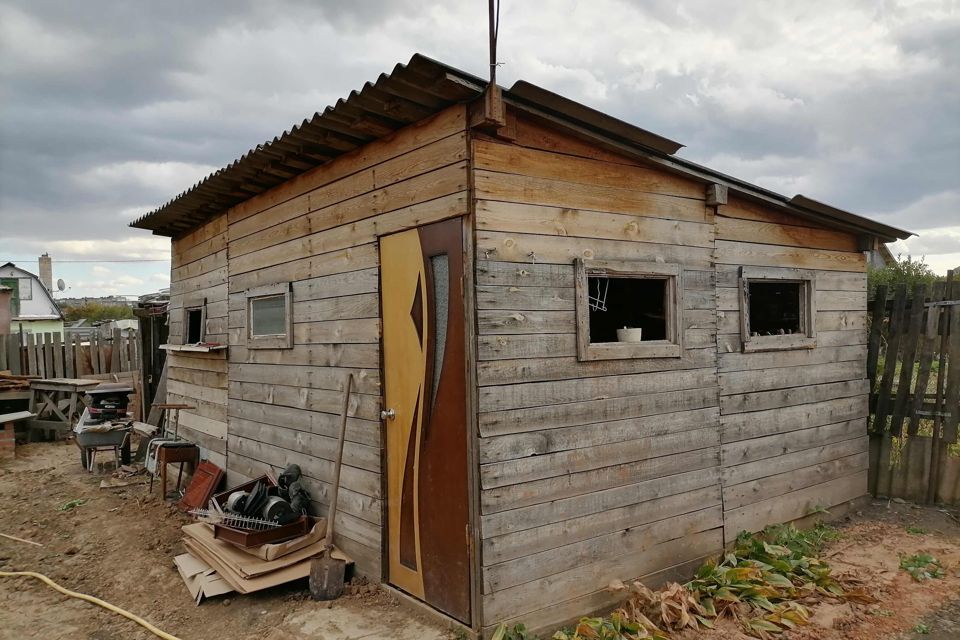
[2,442,960,640]
[0,442,447,640]
[669,502,960,640]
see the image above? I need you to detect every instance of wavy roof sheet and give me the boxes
[131,54,910,242]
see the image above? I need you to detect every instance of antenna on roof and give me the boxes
[489,0,499,86]
[480,0,506,128]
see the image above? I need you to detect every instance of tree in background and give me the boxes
[61,302,135,322]
[868,254,941,299]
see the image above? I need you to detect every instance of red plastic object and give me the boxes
[178,461,224,512]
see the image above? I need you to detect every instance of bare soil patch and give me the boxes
[0,442,446,640]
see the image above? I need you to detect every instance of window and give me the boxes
[18,278,32,301]
[739,266,816,353]
[246,283,292,349]
[182,298,206,344]
[575,259,683,360]
[186,307,205,343]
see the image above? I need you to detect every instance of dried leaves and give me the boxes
[550,524,872,640]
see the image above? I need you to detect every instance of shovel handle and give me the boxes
[325,372,353,549]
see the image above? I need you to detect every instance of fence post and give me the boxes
[866,285,888,390]
[873,285,909,433]
[891,284,928,437]
[928,271,956,503]
[64,333,75,378]
[7,334,21,375]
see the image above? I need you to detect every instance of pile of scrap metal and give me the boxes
[175,464,350,603]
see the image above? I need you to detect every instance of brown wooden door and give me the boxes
[380,217,471,623]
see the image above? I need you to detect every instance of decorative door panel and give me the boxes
[380,216,470,623]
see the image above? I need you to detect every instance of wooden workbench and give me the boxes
[27,378,101,438]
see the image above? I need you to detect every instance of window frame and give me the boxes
[245,282,293,350]
[182,298,206,345]
[574,258,683,361]
[738,266,817,353]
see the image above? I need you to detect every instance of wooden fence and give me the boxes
[867,274,960,504]
[0,329,142,378]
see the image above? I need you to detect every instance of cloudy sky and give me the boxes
[1,0,957,298]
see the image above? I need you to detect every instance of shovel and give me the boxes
[310,372,353,601]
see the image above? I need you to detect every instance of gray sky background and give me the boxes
[1,0,957,297]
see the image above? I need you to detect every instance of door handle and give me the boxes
[380,408,396,420]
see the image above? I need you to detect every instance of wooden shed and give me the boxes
[131,54,911,636]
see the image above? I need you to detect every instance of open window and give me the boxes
[739,266,816,352]
[246,282,292,349]
[575,259,683,360]
[183,300,206,344]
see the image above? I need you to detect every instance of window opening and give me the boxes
[588,276,667,343]
[575,259,682,361]
[747,281,802,336]
[186,308,203,343]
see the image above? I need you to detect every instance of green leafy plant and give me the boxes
[491,623,538,640]
[503,524,864,640]
[868,255,941,300]
[57,498,86,511]
[550,612,666,640]
[905,525,928,535]
[61,301,135,322]
[914,622,930,634]
[900,554,944,581]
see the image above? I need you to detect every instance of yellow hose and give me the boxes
[0,570,183,640]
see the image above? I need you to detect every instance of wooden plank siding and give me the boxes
[158,105,473,579]
[223,105,470,577]
[470,132,723,630]
[167,214,230,468]
[715,196,869,544]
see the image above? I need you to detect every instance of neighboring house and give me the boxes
[131,55,912,636]
[0,262,64,336]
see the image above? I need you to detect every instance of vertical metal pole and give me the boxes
[488,0,497,86]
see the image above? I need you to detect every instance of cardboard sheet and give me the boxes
[174,553,234,603]
[182,522,349,578]
[183,538,314,594]
[239,517,326,561]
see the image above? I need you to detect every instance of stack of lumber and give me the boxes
[175,518,351,603]
[0,372,36,391]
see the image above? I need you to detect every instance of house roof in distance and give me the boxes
[130,54,912,243]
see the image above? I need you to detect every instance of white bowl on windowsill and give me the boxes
[616,327,643,342]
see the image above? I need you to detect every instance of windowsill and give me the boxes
[159,343,228,354]
[578,340,682,361]
[741,335,816,353]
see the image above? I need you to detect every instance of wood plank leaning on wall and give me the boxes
[222,105,471,577]
[715,196,869,543]
[470,123,723,631]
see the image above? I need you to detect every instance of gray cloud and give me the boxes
[1,0,958,294]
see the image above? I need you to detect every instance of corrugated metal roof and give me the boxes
[131,53,912,242]
[130,55,486,235]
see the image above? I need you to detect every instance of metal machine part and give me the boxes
[224,491,248,513]
[262,496,295,523]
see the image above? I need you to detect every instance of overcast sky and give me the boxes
[1,0,957,298]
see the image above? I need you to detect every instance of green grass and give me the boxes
[900,553,944,581]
